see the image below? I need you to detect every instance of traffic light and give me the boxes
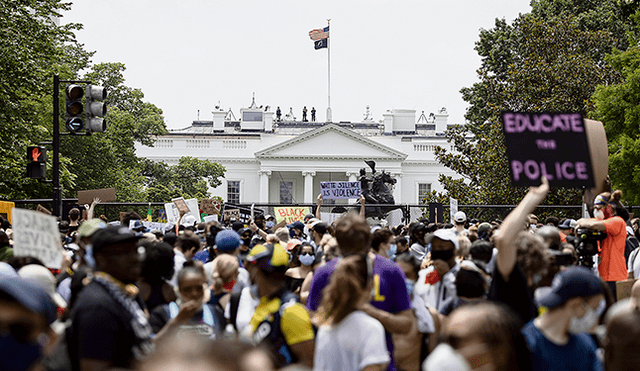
[65,84,84,133]
[85,85,107,133]
[27,146,47,179]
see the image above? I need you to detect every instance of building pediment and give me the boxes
[255,124,407,160]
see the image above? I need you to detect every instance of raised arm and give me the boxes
[359,195,366,219]
[494,177,549,281]
[315,194,323,220]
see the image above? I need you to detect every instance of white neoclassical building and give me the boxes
[135,99,461,205]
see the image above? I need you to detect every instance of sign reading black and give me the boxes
[501,112,595,188]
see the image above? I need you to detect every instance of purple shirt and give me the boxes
[307,255,411,371]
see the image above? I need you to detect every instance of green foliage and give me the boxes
[143,157,226,202]
[593,47,640,204]
[437,7,625,207]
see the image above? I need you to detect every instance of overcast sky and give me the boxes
[63,0,531,130]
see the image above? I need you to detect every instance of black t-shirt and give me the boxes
[148,303,224,338]
[487,263,536,324]
[69,281,149,371]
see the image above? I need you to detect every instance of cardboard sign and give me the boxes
[36,204,52,215]
[616,279,637,301]
[77,188,116,205]
[201,199,221,215]
[274,206,311,224]
[172,197,190,214]
[0,201,15,223]
[164,198,201,225]
[502,112,595,188]
[320,181,362,199]
[11,208,63,269]
[223,209,240,222]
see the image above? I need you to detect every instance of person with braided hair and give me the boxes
[577,190,628,298]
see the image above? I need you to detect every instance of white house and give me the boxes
[135,99,461,206]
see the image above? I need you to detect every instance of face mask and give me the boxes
[594,209,605,220]
[387,244,397,260]
[299,253,315,266]
[569,299,606,334]
[405,279,415,296]
[0,333,43,371]
[265,221,275,229]
[431,249,454,262]
[424,343,471,371]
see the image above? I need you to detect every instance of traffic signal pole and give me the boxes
[53,75,61,217]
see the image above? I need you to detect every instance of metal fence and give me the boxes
[9,199,639,226]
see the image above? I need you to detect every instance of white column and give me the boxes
[302,171,316,203]
[259,170,271,203]
[391,172,403,204]
[346,171,359,182]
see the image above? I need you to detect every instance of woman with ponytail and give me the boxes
[313,255,390,371]
[577,189,628,298]
[208,254,239,312]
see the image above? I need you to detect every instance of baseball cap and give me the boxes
[559,219,577,230]
[536,266,603,309]
[310,220,327,235]
[0,276,57,324]
[78,218,107,239]
[426,229,459,251]
[247,243,290,273]
[131,219,150,233]
[289,221,305,230]
[18,264,67,309]
[454,211,466,223]
[303,214,315,223]
[477,222,492,234]
[215,229,241,252]
[92,225,143,254]
[286,239,302,251]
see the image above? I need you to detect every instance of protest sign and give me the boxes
[164,198,201,225]
[223,209,240,223]
[36,204,52,215]
[77,188,116,205]
[320,212,343,225]
[449,198,458,223]
[502,112,595,188]
[320,181,362,199]
[274,206,311,224]
[203,215,219,223]
[129,220,171,233]
[0,201,15,223]
[201,199,221,215]
[12,208,63,269]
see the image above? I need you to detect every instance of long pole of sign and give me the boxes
[327,19,332,123]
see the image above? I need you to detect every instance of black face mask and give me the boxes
[431,249,454,262]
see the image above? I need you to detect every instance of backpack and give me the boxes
[624,232,640,264]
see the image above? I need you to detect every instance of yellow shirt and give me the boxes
[250,295,315,346]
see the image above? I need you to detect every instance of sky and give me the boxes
[62,0,532,130]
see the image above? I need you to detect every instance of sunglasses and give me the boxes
[300,252,315,257]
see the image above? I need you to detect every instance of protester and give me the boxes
[244,242,315,368]
[308,213,412,371]
[138,242,177,313]
[604,298,640,371]
[409,223,428,261]
[0,230,13,261]
[577,190,628,297]
[523,267,605,371]
[68,225,153,371]
[170,231,201,286]
[371,227,395,259]
[0,276,57,371]
[417,228,461,312]
[452,211,468,236]
[203,229,250,294]
[208,254,239,311]
[150,262,225,341]
[313,254,390,371]
[285,242,315,296]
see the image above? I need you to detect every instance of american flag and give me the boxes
[309,26,329,41]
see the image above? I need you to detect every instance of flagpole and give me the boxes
[326,19,332,123]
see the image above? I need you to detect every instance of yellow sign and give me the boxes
[0,201,15,223]
[274,206,311,224]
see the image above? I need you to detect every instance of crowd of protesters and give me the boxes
[2,180,640,371]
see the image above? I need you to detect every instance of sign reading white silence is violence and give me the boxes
[320,181,361,199]
[501,112,595,188]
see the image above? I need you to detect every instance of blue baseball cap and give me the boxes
[0,276,57,324]
[215,229,241,252]
[536,267,603,309]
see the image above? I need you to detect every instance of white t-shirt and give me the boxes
[224,286,259,334]
[313,311,390,371]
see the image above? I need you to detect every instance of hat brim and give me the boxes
[535,286,564,309]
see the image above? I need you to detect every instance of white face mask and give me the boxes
[568,299,606,334]
[423,343,471,371]
[594,209,605,220]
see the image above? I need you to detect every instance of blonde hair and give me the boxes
[211,254,239,292]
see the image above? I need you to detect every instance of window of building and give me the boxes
[280,181,293,204]
[242,111,263,122]
[418,183,431,204]
[227,181,240,204]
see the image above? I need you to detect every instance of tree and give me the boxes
[593,47,640,204]
[435,11,622,207]
[0,0,92,199]
[143,157,226,202]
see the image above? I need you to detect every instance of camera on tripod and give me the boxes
[574,228,607,267]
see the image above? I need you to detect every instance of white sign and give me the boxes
[11,208,63,269]
[320,181,362,199]
[450,198,458,223]
[320,212,343,225]
[129,220,172,233]
[164,198,202,225]
[203,215,219,223]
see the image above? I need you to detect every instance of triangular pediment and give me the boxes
[255,124,407,160]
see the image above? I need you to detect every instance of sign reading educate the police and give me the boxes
[320,181,361,199]
[12,208,63,269]
[501,112,595,188]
